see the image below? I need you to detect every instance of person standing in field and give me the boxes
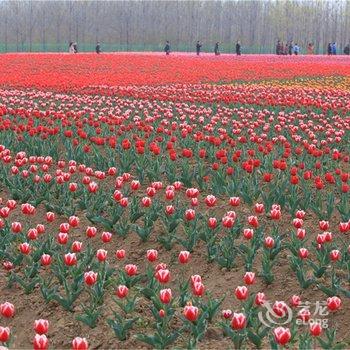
[327,43,332,55]
[164,41,170,55]
[288,41,293,55]
[69,42,75,53]
[307,42,314,54]
[293,43,300,55]
[344,44,350,55]
[73,42,78,53]
[95,42,101,54]
[331,42,337,55]
[276,40,281,55]
[214,42,220,55]
[196,41,202,55]
[236,41,241,55]
[284,42,289,55]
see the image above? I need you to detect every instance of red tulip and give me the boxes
[86,226,97,238]
[290,295,301,307]
[330,249,341,261]
[192,282,205,297]
[64,253,77,266]
[125,264,137,276]
[243,272,255,285]
[255,292,266,306]
[273,327,291,345]
[41,254,52,266]
[68,216,79,227]
[84,271,98,286]
[46,212,55,222]
[57,232,68,245]
[295,210,306,219]
[116,285,129,298]
[116,249,126,260]
[185,209,195,221]
[207,217,217,229]
[205,195,217,207]
[231,312,246,330]
[34,319,49,335]
[222,216,234,228]
[96,249,107,262]
[21,203,36,215]
[159,288,172,304]
[273,301,289,317]
[310,322,322,337]
[229,197,240,206]
[339,222,349,233]
[235,286,249,300]
[141,197,152,207]
[0,327,10,342]
[155,268,170,283]
[222,309,233,319]
[183,304,199,322]
[101,231,112,243]
[71,241,82,253]
[59,223,70,233]
[36,224,45,235]
[298,248,309,259]
[146,249,158,262]
[248,215,259,227]
[178,251,190,264]
[296,228,306,240]
[327,296,341,311]
[0,302,15,318]
[72,337,89,350]
[319,220,329,231]
[254,203,264,214]
[19,242,31,255]
[264,236,274,248]
[11,222,22,233]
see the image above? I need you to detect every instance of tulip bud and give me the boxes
[273,327,291,345]
[178,251,190,264]
[0,302,15,318]
[231,312,246,330]
[72,337,89,350]
[34,319,49,335]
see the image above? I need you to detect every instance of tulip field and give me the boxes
[0,53,349,349]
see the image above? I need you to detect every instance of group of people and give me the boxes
[69,40,350,55]
[164,40,242,55]
[327,42,337,55]
[276,40,303,55]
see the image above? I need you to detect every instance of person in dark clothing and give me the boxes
[276,40,280,55]
[332,42,336,55]
[284,43,289,55]
[95,42,101,54]
[288,41,293,55]
[344,44,350,55]
[73,42,78,53]
[164,41,170,55]
[214,42,220,55]
[236,41,241,55]
[196,41,202,55]
[327,43,332,55]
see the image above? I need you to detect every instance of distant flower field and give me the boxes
[0,53,349,349]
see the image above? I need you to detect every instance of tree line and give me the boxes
[1,0,350,54]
